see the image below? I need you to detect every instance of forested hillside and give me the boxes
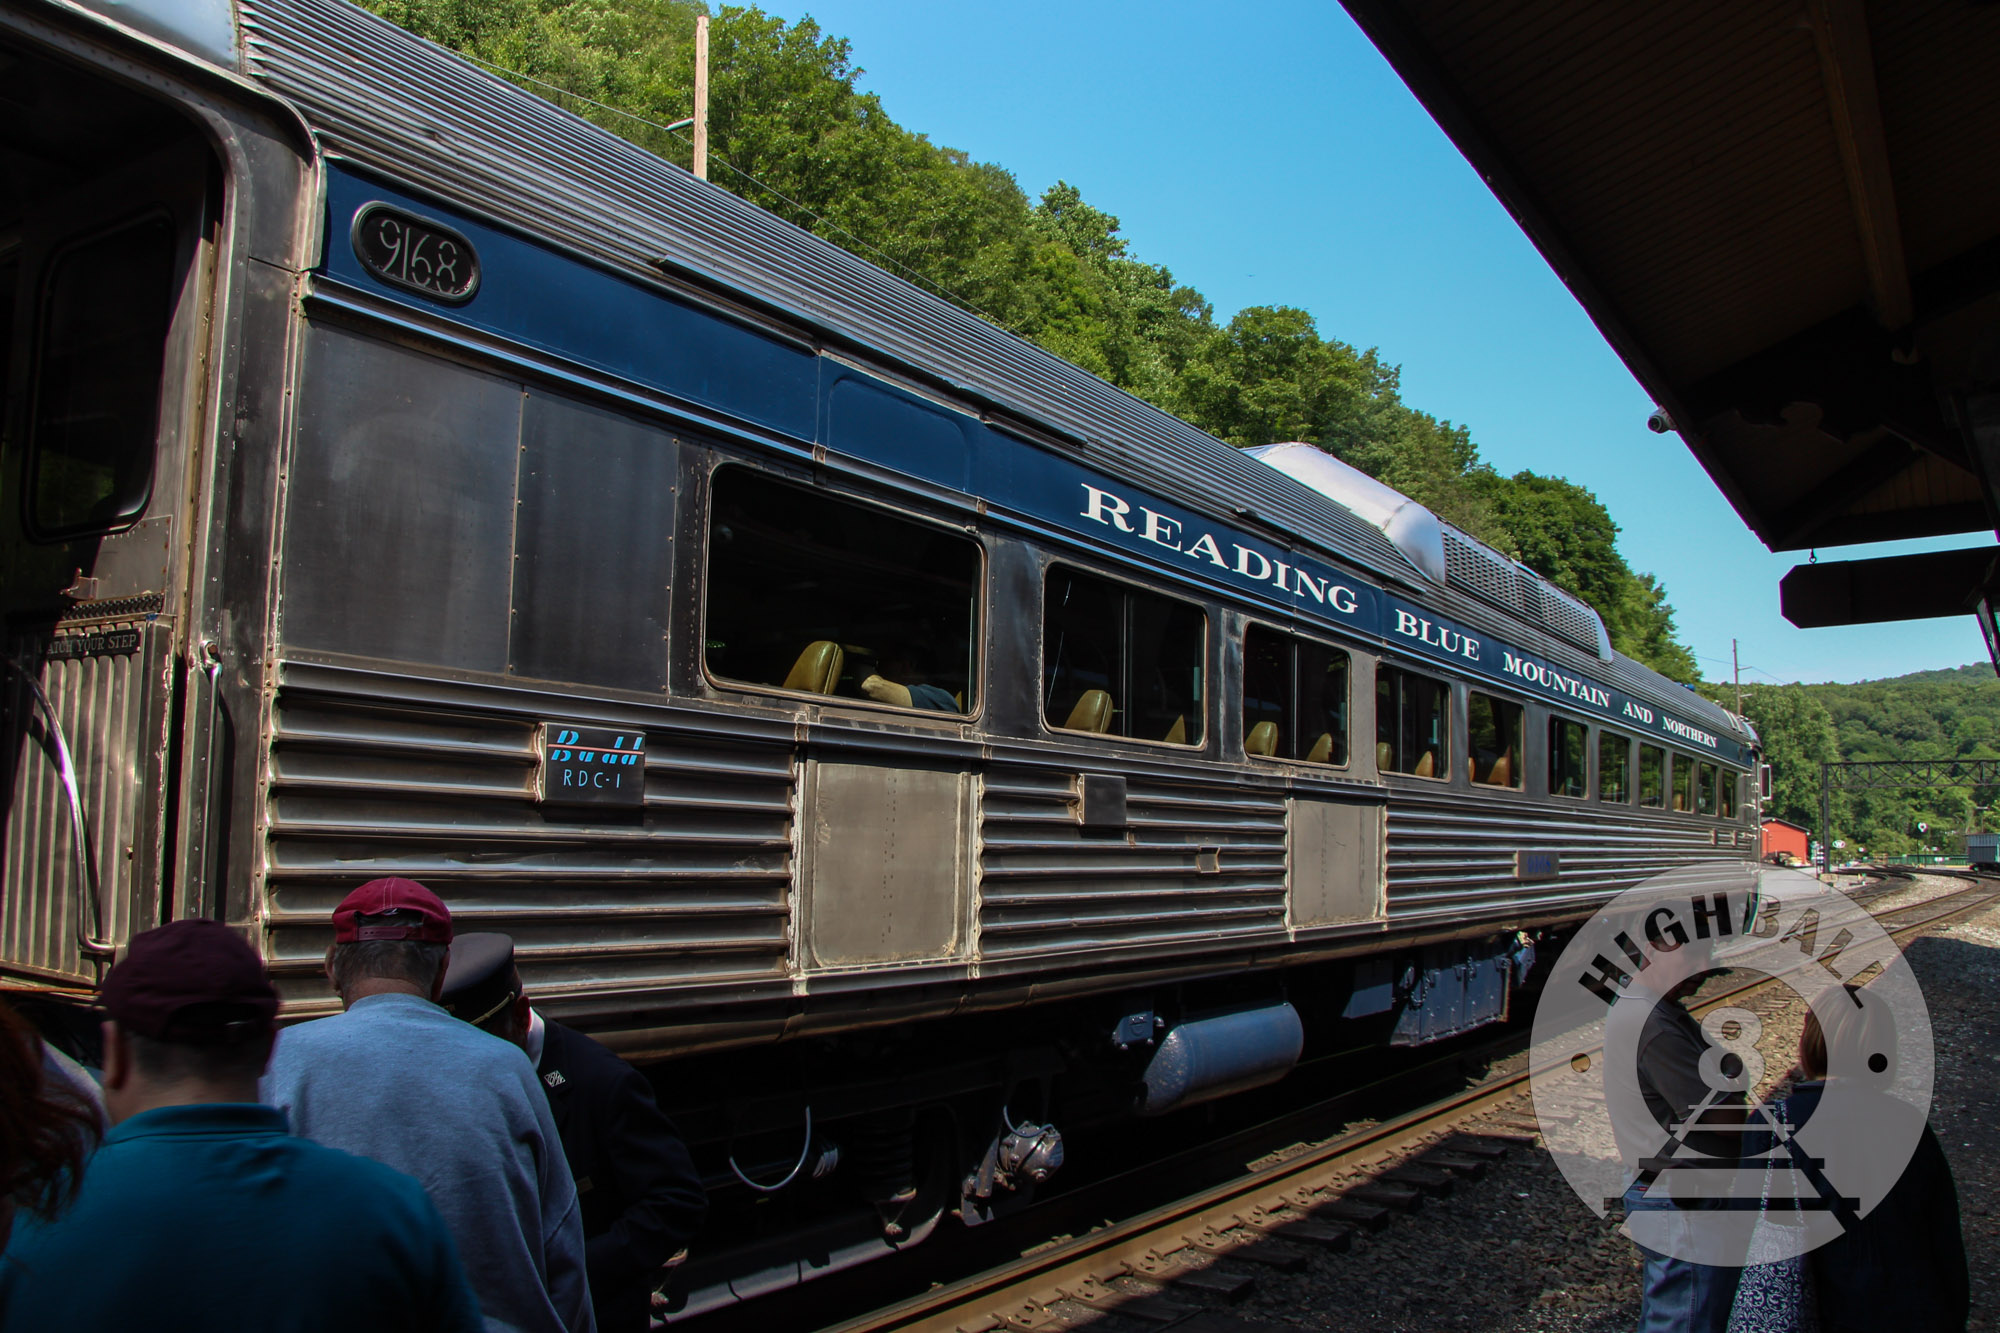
[1702,667,2000,855]
[360,0,1697,678]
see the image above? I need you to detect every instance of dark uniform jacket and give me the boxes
[1782,1083,1970,1333]
[537,1019,708,1333]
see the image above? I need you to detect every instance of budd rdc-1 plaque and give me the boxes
[538,722,646,808]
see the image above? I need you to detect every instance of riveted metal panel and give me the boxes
[800,760,967,967]
[510,393,676,691]
[1288,795,1387,928]
[280,325,522,672]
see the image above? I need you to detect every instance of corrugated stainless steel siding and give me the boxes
[264,674,795,1006]
[2,636,155,980]
[1385,789,1747,926]
[976,767,1289,957]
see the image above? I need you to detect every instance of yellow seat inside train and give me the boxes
[783,640,844,694]
[1061,690,1114,734]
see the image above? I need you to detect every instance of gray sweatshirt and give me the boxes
[263,992,595,1333]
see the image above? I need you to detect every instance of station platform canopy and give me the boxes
[1337,1,2000,656]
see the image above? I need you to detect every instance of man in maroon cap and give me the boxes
[0,918,482,1332]
[261,878,594,1333]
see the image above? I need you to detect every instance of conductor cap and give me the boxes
[439,932,519,1027]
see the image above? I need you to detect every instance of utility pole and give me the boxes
[1732,638,1742,715]
[693,14,710,181]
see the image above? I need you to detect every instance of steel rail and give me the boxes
[822,876,1998,1333]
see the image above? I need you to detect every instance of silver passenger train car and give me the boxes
[1,0,1761,1302]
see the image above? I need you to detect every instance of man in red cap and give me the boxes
[0,918,481,1332]
[261,878,594,1333]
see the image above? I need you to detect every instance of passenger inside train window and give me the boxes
[1549,716,1589,798]
[704,468,978,712]
[1697,762,1719,816]
[1466,692,1523,787]
[1720,769,1738,819]
[1599,733,1631,803]
[1672,752,1695,811]
[1376,664,1448,778]
[1639,744,1665,808]
[1241,626,1350,765]
[1044,565,1204,744]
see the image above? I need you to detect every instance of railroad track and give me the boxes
[812,874,1999,1333]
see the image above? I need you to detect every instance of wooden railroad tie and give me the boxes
[1315,1197,1393,1230]
[1423,1150,1490,1181]
[1249,1216,1354,1252]
[1382,1164,1456,1197]
[1344,1181,1423,1213]
[1168,1266,1257,1303]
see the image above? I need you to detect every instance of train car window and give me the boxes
[1298,639,1350,765]
[1466,692,1522,787]
[1599,733,1631,803]
[1548,716,1589,798]
[1639,745,1665,808]
[1671,752,1695,812]
[1697,762,1719,816]
[1242,626,1350,764]
[705,468,979,712]
[1376,664,1448,778]
[27,217,177,537]
[1044,565,1204,743]
[1720,770,1739,820]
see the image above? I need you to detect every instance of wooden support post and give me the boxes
[693,14,710,181]
[1807,0,1911,331]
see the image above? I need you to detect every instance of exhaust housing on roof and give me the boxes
[1245,442,1447,585]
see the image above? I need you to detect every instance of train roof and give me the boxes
[43,0,1749,742]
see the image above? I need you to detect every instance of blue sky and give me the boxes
[770,0,1990,684]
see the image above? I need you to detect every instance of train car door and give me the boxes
[1,105,218,985]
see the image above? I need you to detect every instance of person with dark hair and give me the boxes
[441,934,707,1331]
[262,879,594,1333]
[0,919,480,1332]
[0,999,97,1252]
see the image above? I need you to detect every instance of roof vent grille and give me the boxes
[1441,528,1612,660]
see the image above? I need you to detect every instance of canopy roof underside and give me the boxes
[1339,0,2000,614]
